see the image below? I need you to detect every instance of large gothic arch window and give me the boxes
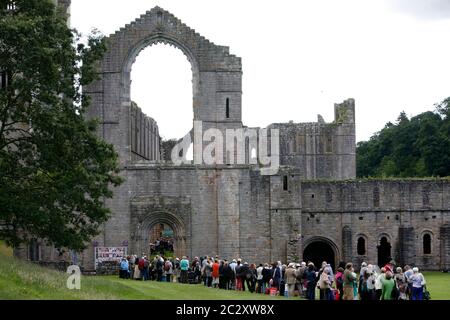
[131,43,193,160]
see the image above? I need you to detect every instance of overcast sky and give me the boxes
[71,0,450,142]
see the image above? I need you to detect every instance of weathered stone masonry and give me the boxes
[18,6,450,271]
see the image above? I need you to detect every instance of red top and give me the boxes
[212,263,220,278]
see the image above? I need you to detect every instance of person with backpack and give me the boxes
[319,267,332,300]
[335,267,344,300]
[164,258,173,282]
[247,263,257,293]
[142,256,150,281]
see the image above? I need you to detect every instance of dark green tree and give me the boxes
[0,0,123,251]
[357,98,450,178]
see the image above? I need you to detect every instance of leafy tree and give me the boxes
[0,0,123,251]
[357,98,450,178]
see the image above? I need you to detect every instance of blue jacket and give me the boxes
[120,260,129,270]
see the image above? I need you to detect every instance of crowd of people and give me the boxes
[118,254,430,300]
[149,238,173,255]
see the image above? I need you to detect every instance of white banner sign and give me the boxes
[94,247,127,269]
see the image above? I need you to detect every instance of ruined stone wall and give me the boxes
[83,7,243,166]
[67,164,299,269]
[272,99,356,180]
[300,180,450,270]
[20,169,450,271]
[130,102,160,161]
[18,8,450,273]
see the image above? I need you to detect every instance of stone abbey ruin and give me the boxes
[17,5,450,272]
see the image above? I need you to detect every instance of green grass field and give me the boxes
[0,244,281,300]
[0,242,449,300]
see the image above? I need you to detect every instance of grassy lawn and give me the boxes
[0,247,281,300]
[421,272,450,300]
[0,242,449,300]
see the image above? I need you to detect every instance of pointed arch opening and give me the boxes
[130,42,194,161]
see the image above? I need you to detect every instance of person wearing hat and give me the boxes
[284,263,297,298]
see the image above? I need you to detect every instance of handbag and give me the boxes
[423,285,431,300]
[391,285,400,299]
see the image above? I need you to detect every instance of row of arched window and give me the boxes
[321,186,432,208]
[356,233,432,256]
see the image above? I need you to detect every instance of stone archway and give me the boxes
[303,237,339,270]
[137,211,186,258]
[130,195,192,259]
[377,235,392,267]
[83,6,243,165]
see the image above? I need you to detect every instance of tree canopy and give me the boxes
[357,97,450,178]
[0,0,123,251]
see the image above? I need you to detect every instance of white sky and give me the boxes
[71,0,450,142]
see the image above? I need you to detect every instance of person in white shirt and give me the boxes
[256,264,264,293]
[410,267,426,300]
[375,267,386,300]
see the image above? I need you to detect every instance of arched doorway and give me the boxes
[377,236,392,267]
[149,223,175,257]
[135,211,187,259]
[303,238,338,270]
